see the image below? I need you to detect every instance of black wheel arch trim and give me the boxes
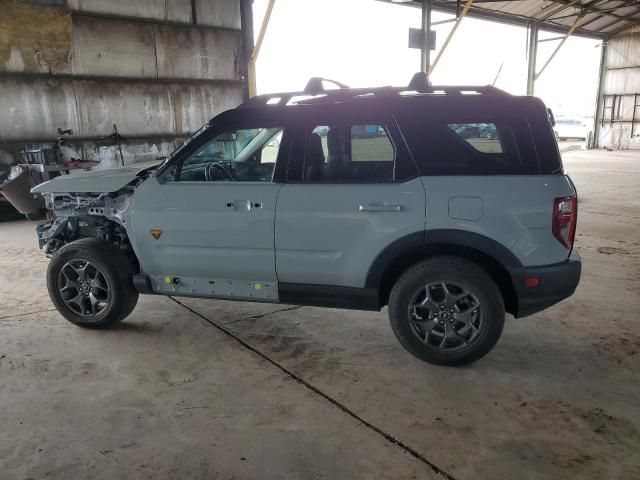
[365,229,523,290]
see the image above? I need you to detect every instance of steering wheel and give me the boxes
[205,162,235,181]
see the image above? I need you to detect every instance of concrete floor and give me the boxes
[1,148,639,480]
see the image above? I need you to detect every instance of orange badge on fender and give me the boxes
[150,228,163,240]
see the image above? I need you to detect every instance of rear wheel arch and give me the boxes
[366,230,520,314]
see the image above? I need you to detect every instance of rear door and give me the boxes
[275,109,426,294]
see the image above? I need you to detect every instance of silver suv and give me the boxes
[32,74,581,366]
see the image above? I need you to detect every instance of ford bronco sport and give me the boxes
[32,74,581,366]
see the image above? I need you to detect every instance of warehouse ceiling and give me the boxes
[381,0,640,38]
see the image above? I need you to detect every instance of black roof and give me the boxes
[239,74,510,110]
[208,74,548,126]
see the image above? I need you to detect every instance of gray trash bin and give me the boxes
[0,166,46,219]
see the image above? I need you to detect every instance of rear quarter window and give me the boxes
[397,115,541,175]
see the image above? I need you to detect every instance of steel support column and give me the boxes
[239,0,255,101]
[247,0,275,98]
[421,0,432,74]
[526,23,538,95]
[592,41,608,149]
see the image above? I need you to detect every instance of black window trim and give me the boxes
[284,117,420,185]
[397,113,542,177]
[162,122,291,184]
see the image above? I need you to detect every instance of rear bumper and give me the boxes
[509,251,582,318]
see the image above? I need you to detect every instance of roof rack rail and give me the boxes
[239,73,508,109]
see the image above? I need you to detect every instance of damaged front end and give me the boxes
[31,161,159,255]
[36,191,134,255]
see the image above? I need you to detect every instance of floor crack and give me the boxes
[222,305,302,325]
[0,309,56,321]
[169,296,457,480]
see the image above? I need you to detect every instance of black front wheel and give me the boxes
[47,238,139,328]
[389,256,505,366]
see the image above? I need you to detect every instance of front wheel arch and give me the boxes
[47,237,139,328]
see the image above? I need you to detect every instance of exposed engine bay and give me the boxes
[36,189,135,256]
[32,162,160,256]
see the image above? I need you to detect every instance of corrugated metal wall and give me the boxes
[0,0,245,168]
[596,26,640,150]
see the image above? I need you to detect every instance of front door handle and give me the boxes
[358,203,402,212]
[226,199,252,211]
[226,200,263,211]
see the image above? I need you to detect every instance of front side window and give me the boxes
[176,127,283,182]
[303,124,395,183]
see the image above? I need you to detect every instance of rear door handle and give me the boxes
[358,203,402,212]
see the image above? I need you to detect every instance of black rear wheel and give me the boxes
[389,256,505,366]
[47,238,139,328]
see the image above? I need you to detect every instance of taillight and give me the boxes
[552,196,577,250]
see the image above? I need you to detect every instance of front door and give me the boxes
[133,125,286,301]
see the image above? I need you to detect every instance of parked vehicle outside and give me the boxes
[554,118,588,140]
[31,74,581,366]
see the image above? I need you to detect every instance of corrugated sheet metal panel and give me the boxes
[68,0,193,24]
[154,25,242,80]
[69,16,242,80]
[71,17,157,78]
[603,70,640,94]
[0,1,72,74]
[0,77,243,141]
[195,0,241,29]
[389,0,640,38]
[0,77,80,140]
[68,0,240,29]
[171,83,243,133]
[74,80,176,137]
[597,124,640,149]
[605,34,640,70]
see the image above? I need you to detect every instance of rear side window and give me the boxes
[398,117,540,175]
[448,123,502,153]
[301,124,395,183]
[350,125,395,162]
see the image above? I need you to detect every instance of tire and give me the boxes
[388,256,505,366]
[47,238,139,329]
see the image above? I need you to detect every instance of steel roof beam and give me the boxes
[546,0,640,24]
[536,0,582,23]
[426,0,607,37]
[429,0,475,74]
[535,13,584,80]
[379,0,640,38]
[601,12,640,35]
